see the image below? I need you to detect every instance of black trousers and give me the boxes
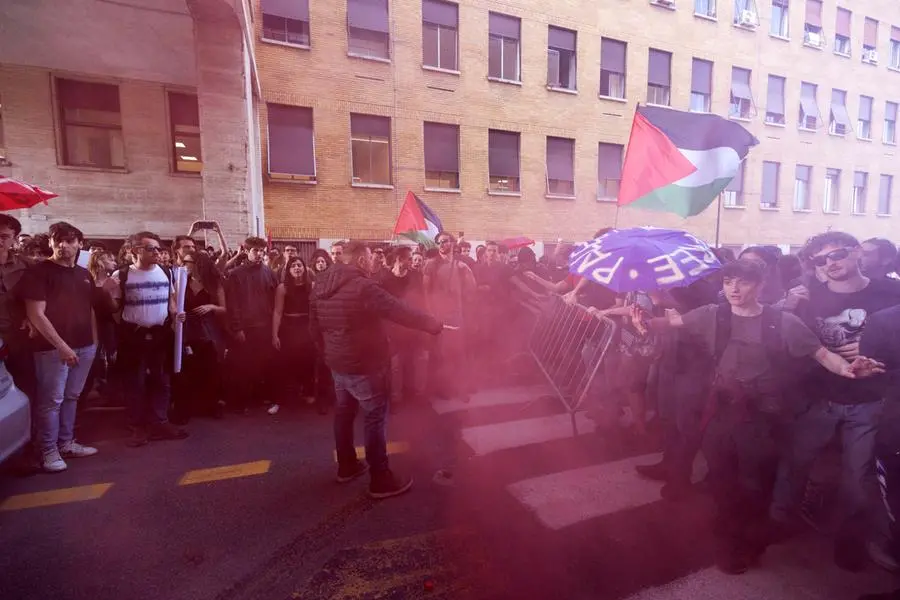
[227,326,272,410]
[277,316,316,399]
[172,339,221,420]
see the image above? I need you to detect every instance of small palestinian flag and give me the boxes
[617,105,759,217]
[393,191,443,247]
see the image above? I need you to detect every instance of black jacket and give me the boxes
[225,262,277,333]
[310,263,441,374]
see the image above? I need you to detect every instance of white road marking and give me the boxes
[460,411,594,456]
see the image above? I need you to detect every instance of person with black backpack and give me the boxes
[633,258,885,575]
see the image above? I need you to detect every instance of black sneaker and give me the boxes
[635,462,669,481]
[368,470,413,499]
[336,460,369,483]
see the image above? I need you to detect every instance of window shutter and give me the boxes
[262,0,309,21]
[762,162,779,205]
[488,130,520,177]
[547,50,561,86]
[726,161,744,192]
[423,122,459,173]
[597,143,623,179]
[546,137,574,182]
[422,0,457,28]
[730,67,752,100]
[766,75,785,114]
[267,104,315,176]
[887,101,898,121]
[835,8,851,37]
[350,113,391,137]
[854,171,867,188]
[648,49,671,86]
[691,59,712,94]
[830,90,852,127]
[859,96,873,121]
[805,0,822,27]
[892,26,900,42]
[548,26,576,51]
[795,165,811,181]
[864,18,878,47]
[347,0,389,33]
[57,79,120,112]
[489,12,520,39]
[601,39,626,73]
[169,92,200,127]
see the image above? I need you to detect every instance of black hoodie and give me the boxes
[310,263,442,374]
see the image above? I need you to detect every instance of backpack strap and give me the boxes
[713,302,732,365]
[117,265,129,308]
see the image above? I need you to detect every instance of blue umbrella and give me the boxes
[568,227,721,293]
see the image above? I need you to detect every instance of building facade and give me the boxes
[0,0,265,243]
[254,0,900,252]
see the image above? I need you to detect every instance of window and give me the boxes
[695,0,716,18]
[770,0,789,37]
[647,49,671,106]
[422,0,458,71]
[347,0,390,60]
[599,38,627,99]
[690,59,712,112]
[761,161,780,208]
[56,78,124,169]
[723,160,745,207]
[488,130,520,192]
[863,18,878,57]
[878,174,893,215]
[852,171,868,214]
[729,67,753,119]
[828,89,851,136]
[598,143,623,200]
[834,8,851,55]
[168,92,201,174]
[765,75,786,124]
[794,165,811,210]
[546,137,575,196]
[799,82,820,130]
[803,0,824,47]
[824,168,840,212]
[488,13,520,82]
[734,0,758,26]
[857,95,873,139]
[892,27,900,69]
[267,104,316,180]
[885,102,898,144]
[350,113,391,185]
[423,122,459,190]
[261,0,310,46]
[548,26,577,90]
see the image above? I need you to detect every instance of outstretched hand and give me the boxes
[842,356,886,379]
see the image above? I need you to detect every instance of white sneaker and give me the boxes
[59,441,98,458]
[42,449,68,473]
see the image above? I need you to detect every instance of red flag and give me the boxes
[393,191,428,234]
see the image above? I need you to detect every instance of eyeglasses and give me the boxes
[438,239,452,244]
[811,247,851,267]
[141,246,161,253]
[183,260,195,264]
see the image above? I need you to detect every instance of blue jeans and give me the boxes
[771,399,885,541]
[119,325,171,427]
[33,345,96,454]
[332,369,389,474]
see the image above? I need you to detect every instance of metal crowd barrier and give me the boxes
[527,294,618,435]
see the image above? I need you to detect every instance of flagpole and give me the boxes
[714,193,722,247]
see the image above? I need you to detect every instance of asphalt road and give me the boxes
[0,385,894,600]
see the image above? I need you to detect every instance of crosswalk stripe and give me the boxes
[507,453,704,530]
[178,460,271,486]
[332,441,409,462]
[460,411,594,456]
[431,385,554,414]
[0,483,113,511]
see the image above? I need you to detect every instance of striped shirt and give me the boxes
[122,265,171,328]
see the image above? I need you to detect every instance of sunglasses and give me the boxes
[811,247,851,267]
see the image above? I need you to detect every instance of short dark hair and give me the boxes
[712,247,736,264]
[244,236,267,250]
[721,258,765,284]
[739,245,779,269]
[88,240,107,251]
[459,240,471,249]
[485,240,499,247]
[394,246,412,261]
[0,214,22,236]
[331,240,346,249]
[345,240,370,261]
[131,231,161,245]
[498,244,510,255]
[803,231,860,258]
[173,235,196,250]
[863,237,898,263]
[49,221,84,243]
[434,231,455,243]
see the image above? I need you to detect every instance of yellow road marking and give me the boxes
[332,441,410,462]
[0,483,113,511]
[178,460,271,486]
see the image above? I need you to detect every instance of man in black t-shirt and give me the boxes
[773,231,900,572]
[19,222,98,473]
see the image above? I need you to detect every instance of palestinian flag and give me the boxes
[393,191,443,247]
[617,105,759,217]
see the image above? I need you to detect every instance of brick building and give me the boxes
[255,0,900,254]
[0,0,264,244]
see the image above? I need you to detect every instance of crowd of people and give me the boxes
[3,212,900,592]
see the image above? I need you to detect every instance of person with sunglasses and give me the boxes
[772,231,900,572]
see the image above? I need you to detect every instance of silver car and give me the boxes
[0,340,30,463]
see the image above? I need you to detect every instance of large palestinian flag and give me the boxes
[393,191,443,246]
[617,105,759,217]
